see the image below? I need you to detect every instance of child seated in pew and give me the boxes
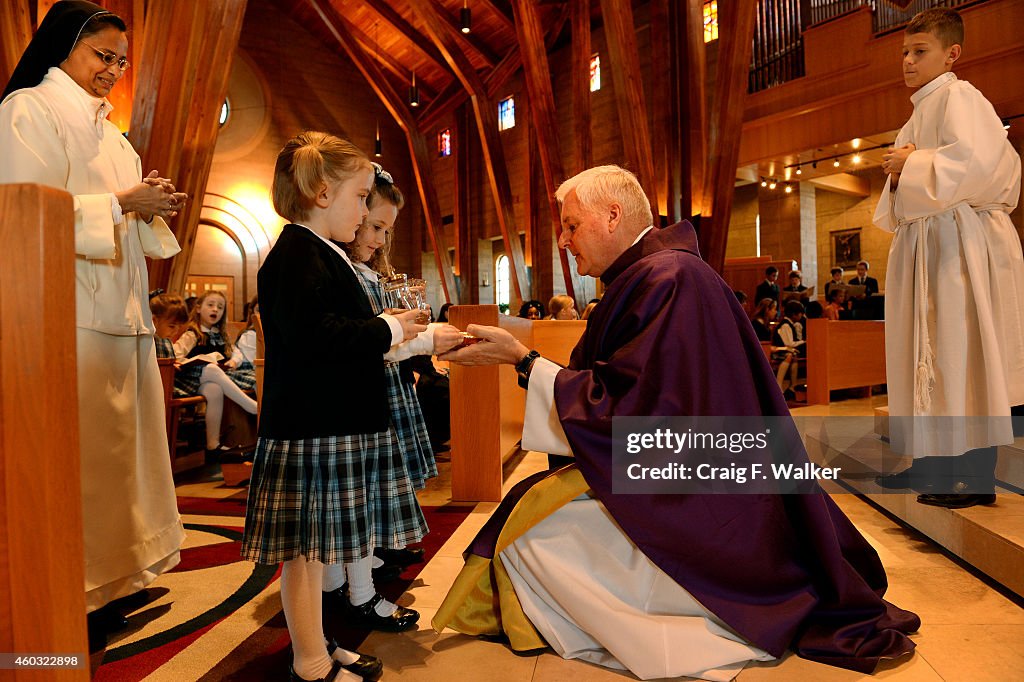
[772,300,806,400]
[150,292,188,367]
[169,290,258,456]
[824,287,848,321]
[235,294,259,367]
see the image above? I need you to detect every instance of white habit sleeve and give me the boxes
[522,358,572,456]
[0,93,117,259]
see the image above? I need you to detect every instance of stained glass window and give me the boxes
[498,96,515,131]
[703,1,718,43]
[590,54,601,92]
[438,129,452,157]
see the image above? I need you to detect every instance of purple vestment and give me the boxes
[472,221,919,672]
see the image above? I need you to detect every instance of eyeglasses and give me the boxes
[79,41,130,71]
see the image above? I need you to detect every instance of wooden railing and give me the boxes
[447,306,586,501]
[805,0,988,34]
[0,184,89,680]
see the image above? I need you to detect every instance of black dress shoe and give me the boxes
[323,586,350,612]
[374,546,425,568]
[349,593,419,632]
[326,639,383,681]
[917,493,997,509]
[372,562,403,583]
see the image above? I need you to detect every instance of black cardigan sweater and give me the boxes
[257,224,394,439]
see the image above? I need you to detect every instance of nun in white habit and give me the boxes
[0,1,186,625]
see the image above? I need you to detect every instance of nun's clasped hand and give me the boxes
[117,169,188,220]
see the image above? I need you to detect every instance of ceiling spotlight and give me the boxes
[761,177,768,187]
[460,0,471,33]
[1004,119,1011,130]
[374,122,382,157]
[852,154,861,164]
[768,180,777,190]
[409,71,420,107]
[833,158,841,168]
[795,165,802,176]
[784,184,793,194]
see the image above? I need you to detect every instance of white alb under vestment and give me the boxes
[0,67,184,610]
[505,360,773,681]
[873,72,1024,458]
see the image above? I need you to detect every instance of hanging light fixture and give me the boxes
[409,70,420,107]
[833,158,841,168]
[795,165,802,176]
[768,179,777,190]
[460,0,471,33]
[375,120,382,157]
[760,177,767,187]
[784,184,793,194]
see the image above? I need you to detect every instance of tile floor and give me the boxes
[362,398,1024,681]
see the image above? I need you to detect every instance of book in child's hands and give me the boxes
[177,352,224,366]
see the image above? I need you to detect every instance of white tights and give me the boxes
[280,558,361,681]
[199,364,257,449]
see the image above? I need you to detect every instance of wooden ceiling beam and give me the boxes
[702,1,757,273]
[417,5,569,132]
[433,4,501,68]
[308,0,459,304]
[512,0,581,300]
[599,0,658,214]
[346,22,438,100]
[479,0,515,31]
[408,0,528,304]
[570,0,592,175]
[362,0,452,76]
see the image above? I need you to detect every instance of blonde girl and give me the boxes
[242,131,429,682]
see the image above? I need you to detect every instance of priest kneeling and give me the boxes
[434,165,920,680]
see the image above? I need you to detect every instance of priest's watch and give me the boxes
[515,349,542,389]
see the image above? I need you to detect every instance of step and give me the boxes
[804,427,1024,599]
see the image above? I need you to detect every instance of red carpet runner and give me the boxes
[93,491,471,681]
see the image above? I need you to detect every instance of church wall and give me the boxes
[814,170,892,297]
[725,184,759,259]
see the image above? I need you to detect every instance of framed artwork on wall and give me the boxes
[831,228,862,269]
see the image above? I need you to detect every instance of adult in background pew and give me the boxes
[0,1,186,646]
[435,165,919,679]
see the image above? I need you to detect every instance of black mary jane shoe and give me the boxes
[349,593,420,632]
[374,546,425,568]
[917,493,996,509]
[327,639,384,681]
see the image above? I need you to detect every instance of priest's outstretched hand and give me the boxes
[439,324,530,366]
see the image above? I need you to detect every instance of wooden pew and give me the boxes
[805,319,886,405]
[157,358,207,474]
[0,184,89,680]
[448,306,586,501]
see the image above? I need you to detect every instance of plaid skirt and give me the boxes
[175,362,255,395]
[385,363,437,489]
[241,429,428,565]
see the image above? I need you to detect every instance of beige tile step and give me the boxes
[872,405,1024,490]
[805,429,1024,599]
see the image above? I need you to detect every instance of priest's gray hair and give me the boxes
[555,165,653,228]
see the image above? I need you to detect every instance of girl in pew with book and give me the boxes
[169,289,258,456]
